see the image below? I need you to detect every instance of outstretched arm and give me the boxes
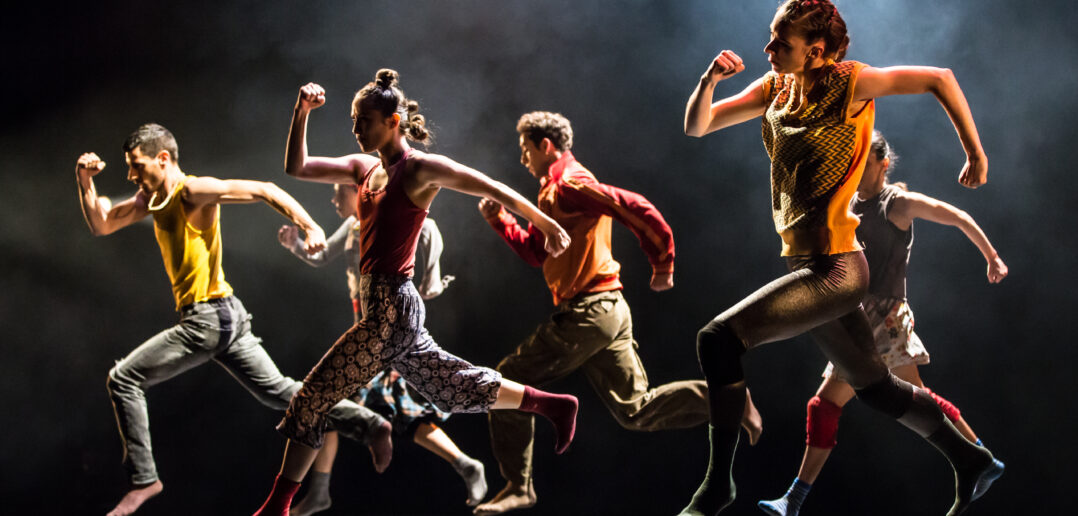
[278,216,352,266]
[685,50,768,137]
[853,66,987,188]
[477,198,549,267]
[184,176,326,254]
[75,152,149,235]
[891,191,1007,283]
[285,82,380,185]
[416,154,570,257]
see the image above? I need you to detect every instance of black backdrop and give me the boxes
[3,1,1076,514]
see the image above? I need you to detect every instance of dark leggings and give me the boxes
[697,251,921,430]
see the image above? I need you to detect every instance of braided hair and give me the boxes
[773,0,850,61]
[354,68,432,144]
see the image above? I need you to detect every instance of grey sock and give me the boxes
[452,455,488,507]
[290,471,332,516]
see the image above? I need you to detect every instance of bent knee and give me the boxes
[696,321,746,384]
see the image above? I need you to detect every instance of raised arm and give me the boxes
[415,154,570,257]
[183,176,326,253]
[685,50,768,137]
[891,190,1007,283]
[285,82,381,185]
[75,152,150,235]
[853,66,987,189]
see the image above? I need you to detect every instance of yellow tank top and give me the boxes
[149,175,233,309]
[761,60,875,256]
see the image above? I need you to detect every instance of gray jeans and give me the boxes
[106,296,386,485]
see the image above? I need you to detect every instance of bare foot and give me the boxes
[368,420,393,473]
[473,482,536,515]
[741,389,763,446]
[107,480,163,516]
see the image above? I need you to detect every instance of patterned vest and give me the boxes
[761,60,875,256]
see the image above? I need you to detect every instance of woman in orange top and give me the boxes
[679,1,1000,515]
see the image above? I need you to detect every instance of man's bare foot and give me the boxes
[741,389,763,446]
[473,482,536,515]
[106,480,163,516]
[368,420,393,473]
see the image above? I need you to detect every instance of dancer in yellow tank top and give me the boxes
[76,123,393,516]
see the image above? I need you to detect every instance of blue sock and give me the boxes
[757,478,812,516]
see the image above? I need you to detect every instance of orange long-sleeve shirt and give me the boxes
[484,152,674,305]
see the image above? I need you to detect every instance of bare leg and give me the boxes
[491,379,524,409]
[797,376,858,484]
[311,431,339,473]
[741,389,763,446]
[414,422,461,462]
[280,440,320,482]
[415,423,488,506]
[290,432,339,516]
[106,480,164,516]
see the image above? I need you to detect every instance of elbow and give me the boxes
[683,122,704,138]
[930,67,956,94]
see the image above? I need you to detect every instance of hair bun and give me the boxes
[375,68,399,89]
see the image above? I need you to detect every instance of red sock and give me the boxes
[253,474,301,516]
[519,386,578,454]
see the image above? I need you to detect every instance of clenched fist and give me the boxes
[76,152,107,177]
[297,82,326,111]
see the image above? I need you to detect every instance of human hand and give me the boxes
[477,198,503,219]
[296,82,326,112]
[650,271,674,292]
[302,225,327,254]
[958,152,987,189]
[76,152,107,178]
[703,50,745,85]
[543,223,571,257]
[987,254,1008,283]
[277,225,299,248]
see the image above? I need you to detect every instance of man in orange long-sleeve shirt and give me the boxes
[473,112,762,514]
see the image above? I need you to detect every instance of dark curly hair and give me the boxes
[773,0,850,61]
[516,111,573,152]
[353,68,432,144]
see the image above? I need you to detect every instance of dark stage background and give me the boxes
[3,1,1076,514]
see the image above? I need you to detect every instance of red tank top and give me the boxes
[357,149,428,276]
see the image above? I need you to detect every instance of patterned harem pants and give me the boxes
[278,274,502,448]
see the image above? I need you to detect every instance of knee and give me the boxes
[610,406,649,431]
[853,373,912,419]
[805,396,843,448]
[696,321,745,385]
[105,363,134,395]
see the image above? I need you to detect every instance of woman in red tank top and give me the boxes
[252,70,579,516]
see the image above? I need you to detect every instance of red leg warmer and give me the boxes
[806,395,843,449]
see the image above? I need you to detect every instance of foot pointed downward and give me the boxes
[946,447,1000,516]
[519,386,578,454]
[107,480,163,516]
[551,394,578,454]
[368,420,394,473]
[473,482,536,515]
